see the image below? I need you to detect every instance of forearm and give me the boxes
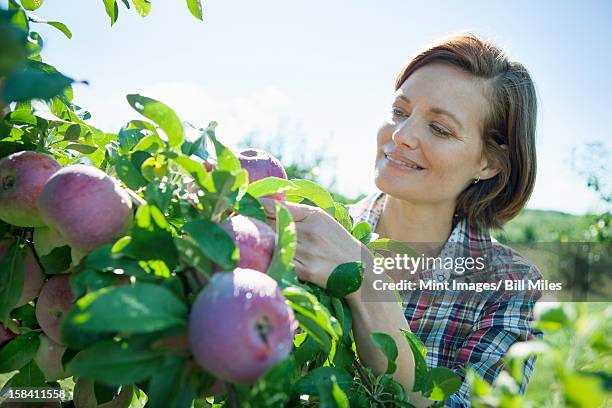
[346,256,433,407]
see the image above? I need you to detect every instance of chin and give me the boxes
[374,166,426,203]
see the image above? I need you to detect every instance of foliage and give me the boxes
[0,2,461,407]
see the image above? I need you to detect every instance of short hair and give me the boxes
[394,33,537,230]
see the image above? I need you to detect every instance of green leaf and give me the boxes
[102,0,119,26]
[38,245,71,274]
[67,338,165,386]
[47,21,72,38]
[185,0,203,20]
[246,177,297,198]
[326,262,363,298]
[0,239,24,322]
[562,372,606,408]
[115,155,148,190]
[131,0,151,17]
[19,0,43,10]
[427,367,462,401]
[286,179,335,214]
[2,67,74,102]
[267,202,297,282]
[295,314,332,354]
[4,360,46,388]
[351,221,371,245]
[294,334,321,366]
[147,355,196,408]
[172,155,208,187]
[126,94,184,149]
[331,297,352,345]
[183,219,238,270]
[283,285,340,342]
[174,237,211,279]
[63,123,81,140]
[130,204,179,269]
[64,283,187,335]
[400,328,431,394]
[0,331,39,373]
[367,238,419,257]
[65,143,98,154]
[318,375,350,408]
[333,202,352,231]
[295,366,353,395]
[233,192,267,222]
[238,358,298,407]
[207,128,240,172]
[369,333,398,374]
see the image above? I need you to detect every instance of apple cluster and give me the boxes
[0,147,298,401]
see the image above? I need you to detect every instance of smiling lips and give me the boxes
[384,152,425,170]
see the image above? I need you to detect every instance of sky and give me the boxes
[4,0,611,215]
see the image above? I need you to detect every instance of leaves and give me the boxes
[186,0,203,20]
[247,177,297,198]
[0,331,40,373]
[19,0,44,10]
[67,338,165,385]
[102,0,119,26]
[183,219,238,270]
[399,328,431,393]
[1,67,74,102]
[62,283,187,335]
[295,366,353,395]
[369,333,398,374]
[326,262,364,298]
[127,94,184,149]
[427,367,462,401]
[132,0,152,17]
[0,239,24,322]
[267,201,297,282]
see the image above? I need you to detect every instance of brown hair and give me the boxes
[395,33,537,230]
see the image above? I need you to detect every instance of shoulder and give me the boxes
[486,241,543,282]
[347,192,385,225]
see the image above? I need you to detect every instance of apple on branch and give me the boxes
[0,151,61,227]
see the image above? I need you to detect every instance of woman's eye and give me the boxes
[391,108,404,117]
[430,123,452,137]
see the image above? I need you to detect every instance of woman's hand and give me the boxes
[260,198,365,295]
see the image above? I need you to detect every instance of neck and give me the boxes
[375,194,456,253]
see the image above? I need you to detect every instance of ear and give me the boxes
[477,144,507,181]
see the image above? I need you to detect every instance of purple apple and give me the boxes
[220,215,276,273]
[35,274,74,345]
[0,321,18,348]
[0,237,45,307]
[0,151,61,227]
[188,268,296,385]
[38,164,133,253]
[34,334,68,382]
[236,148,287,200]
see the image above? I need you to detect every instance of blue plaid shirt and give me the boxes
[348,192,542,407]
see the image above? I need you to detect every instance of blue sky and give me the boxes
[6,0,611,214]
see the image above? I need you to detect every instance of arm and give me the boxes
[346,251,435,408]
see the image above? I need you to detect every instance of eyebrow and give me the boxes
[396,95,463,131]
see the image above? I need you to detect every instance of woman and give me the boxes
[263,33,541,407]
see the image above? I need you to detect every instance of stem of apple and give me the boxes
[226,384,240,408]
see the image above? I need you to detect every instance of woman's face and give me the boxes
[375,62,496,208]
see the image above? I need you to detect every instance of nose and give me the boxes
[391,116,421,149]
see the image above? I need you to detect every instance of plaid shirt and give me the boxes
[348,192,542,407]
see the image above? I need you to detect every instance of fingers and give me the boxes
[259,198,312,222]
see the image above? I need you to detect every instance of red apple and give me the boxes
[0,237,45,307]
[236,148,287,200]
[35,274,74,345]
[34,334,68,382]
[0,321,18,348]
[220,215,276,273]
[38,164,133,253]
[188,268,296,385]
[0,151,61,227]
